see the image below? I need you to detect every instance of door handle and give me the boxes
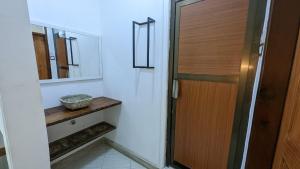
[172,80,179,99]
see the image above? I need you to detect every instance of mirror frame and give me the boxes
[31,21,103,84]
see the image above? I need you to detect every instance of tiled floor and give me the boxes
[52,140,146,169]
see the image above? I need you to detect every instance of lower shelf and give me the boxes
[49,122,116,161]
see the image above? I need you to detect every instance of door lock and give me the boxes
[172,80,179,99]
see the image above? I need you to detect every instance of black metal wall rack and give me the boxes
[132,17,155,69]
[65,37,79,67]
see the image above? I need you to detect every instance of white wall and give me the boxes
[100,0,170,168]
[40,81,103,109]
[27,0,105,142]
[27,0,102,35]
[0,0,51,168]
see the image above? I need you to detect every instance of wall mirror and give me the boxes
[31,24,102,83]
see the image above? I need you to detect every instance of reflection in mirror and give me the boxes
[31,24,102,81]
[0,132,8,169]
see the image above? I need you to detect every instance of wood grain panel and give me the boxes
[278,160,289,169]
[33,33,52,80]
[45,97,121,126]
[174,80,238,169]
[178,0,249,75]
[272,28,300,169]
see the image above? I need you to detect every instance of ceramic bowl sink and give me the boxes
[60,94,93,110]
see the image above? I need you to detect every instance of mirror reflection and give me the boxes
[31,24,102,81]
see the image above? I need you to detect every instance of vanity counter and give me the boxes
[45,97,121,127]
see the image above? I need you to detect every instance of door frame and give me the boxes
[53,32,70,78]
[166,0,268,168]
[245,0,300,168]
[32,32,52,79]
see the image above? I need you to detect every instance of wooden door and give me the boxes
[272,28,300,169]
[55,35,69,78]
[168,0,266,168]
[32,33,52,80]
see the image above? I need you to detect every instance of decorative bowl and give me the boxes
[60,94,93,110]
